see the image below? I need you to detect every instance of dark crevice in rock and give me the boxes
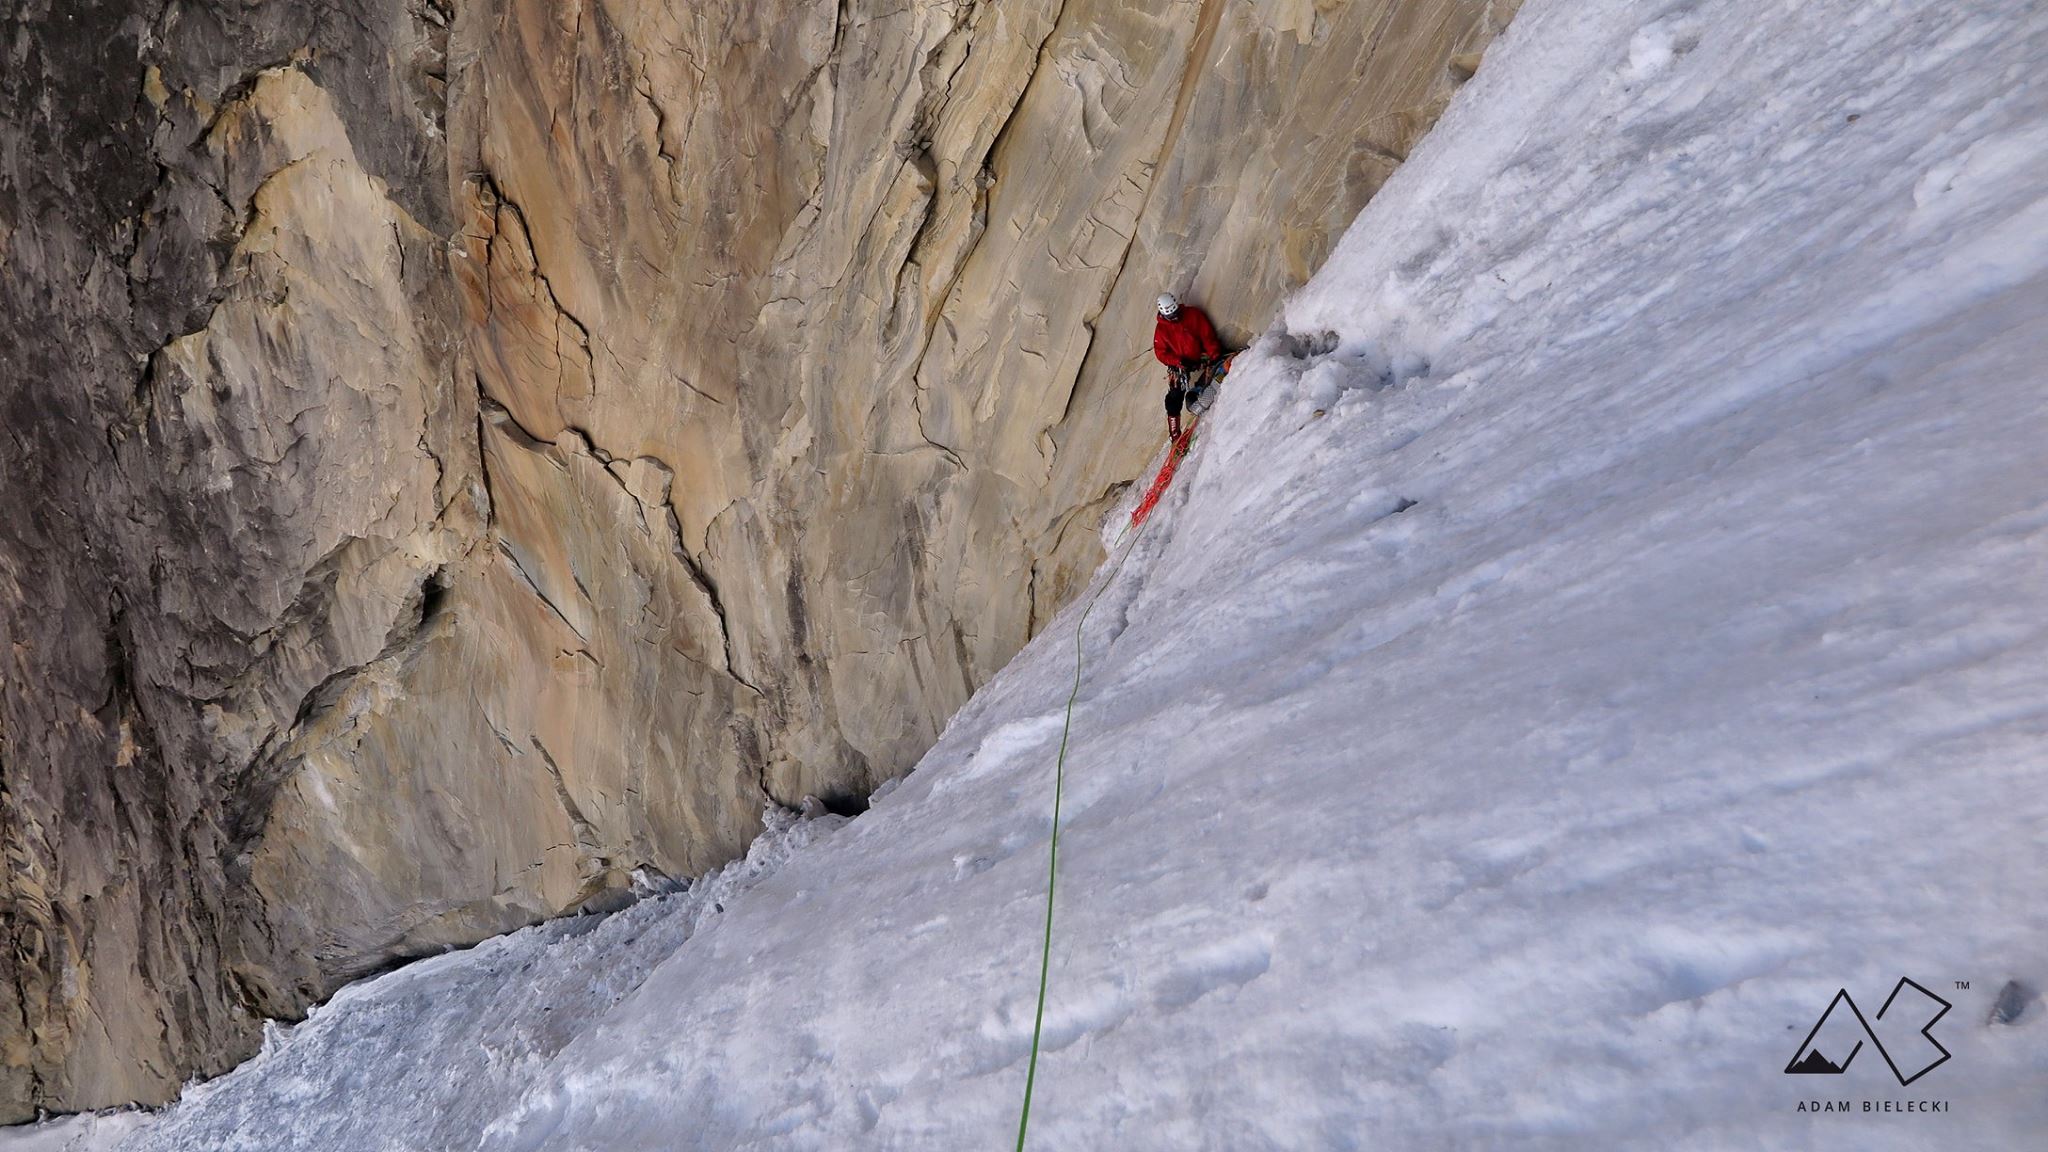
[528,735,612,902]
[470,174,598,413]
[497,544,591,646]
[221,560,449,855]
[661,501,760,696]
[628,49,686,209]
[479,396,758,695]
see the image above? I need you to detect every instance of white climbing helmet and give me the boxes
[1156,292,1181,317]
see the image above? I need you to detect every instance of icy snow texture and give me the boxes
[43,0,2048,1147]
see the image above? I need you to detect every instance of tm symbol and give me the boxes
[1955,981,1970,990]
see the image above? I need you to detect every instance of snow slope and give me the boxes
[32,0,2048,1147]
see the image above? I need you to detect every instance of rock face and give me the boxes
[0,0,1515,1119]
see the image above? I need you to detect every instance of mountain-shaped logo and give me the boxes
[1785,978,1952,1086]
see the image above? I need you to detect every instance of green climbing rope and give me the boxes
[1014,435,1184,1149]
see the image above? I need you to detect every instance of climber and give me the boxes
[1153,292,1225,439]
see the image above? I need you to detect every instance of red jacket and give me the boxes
[1153,306,1222,369]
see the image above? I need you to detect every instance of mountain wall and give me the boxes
[0,0,1513,1117]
